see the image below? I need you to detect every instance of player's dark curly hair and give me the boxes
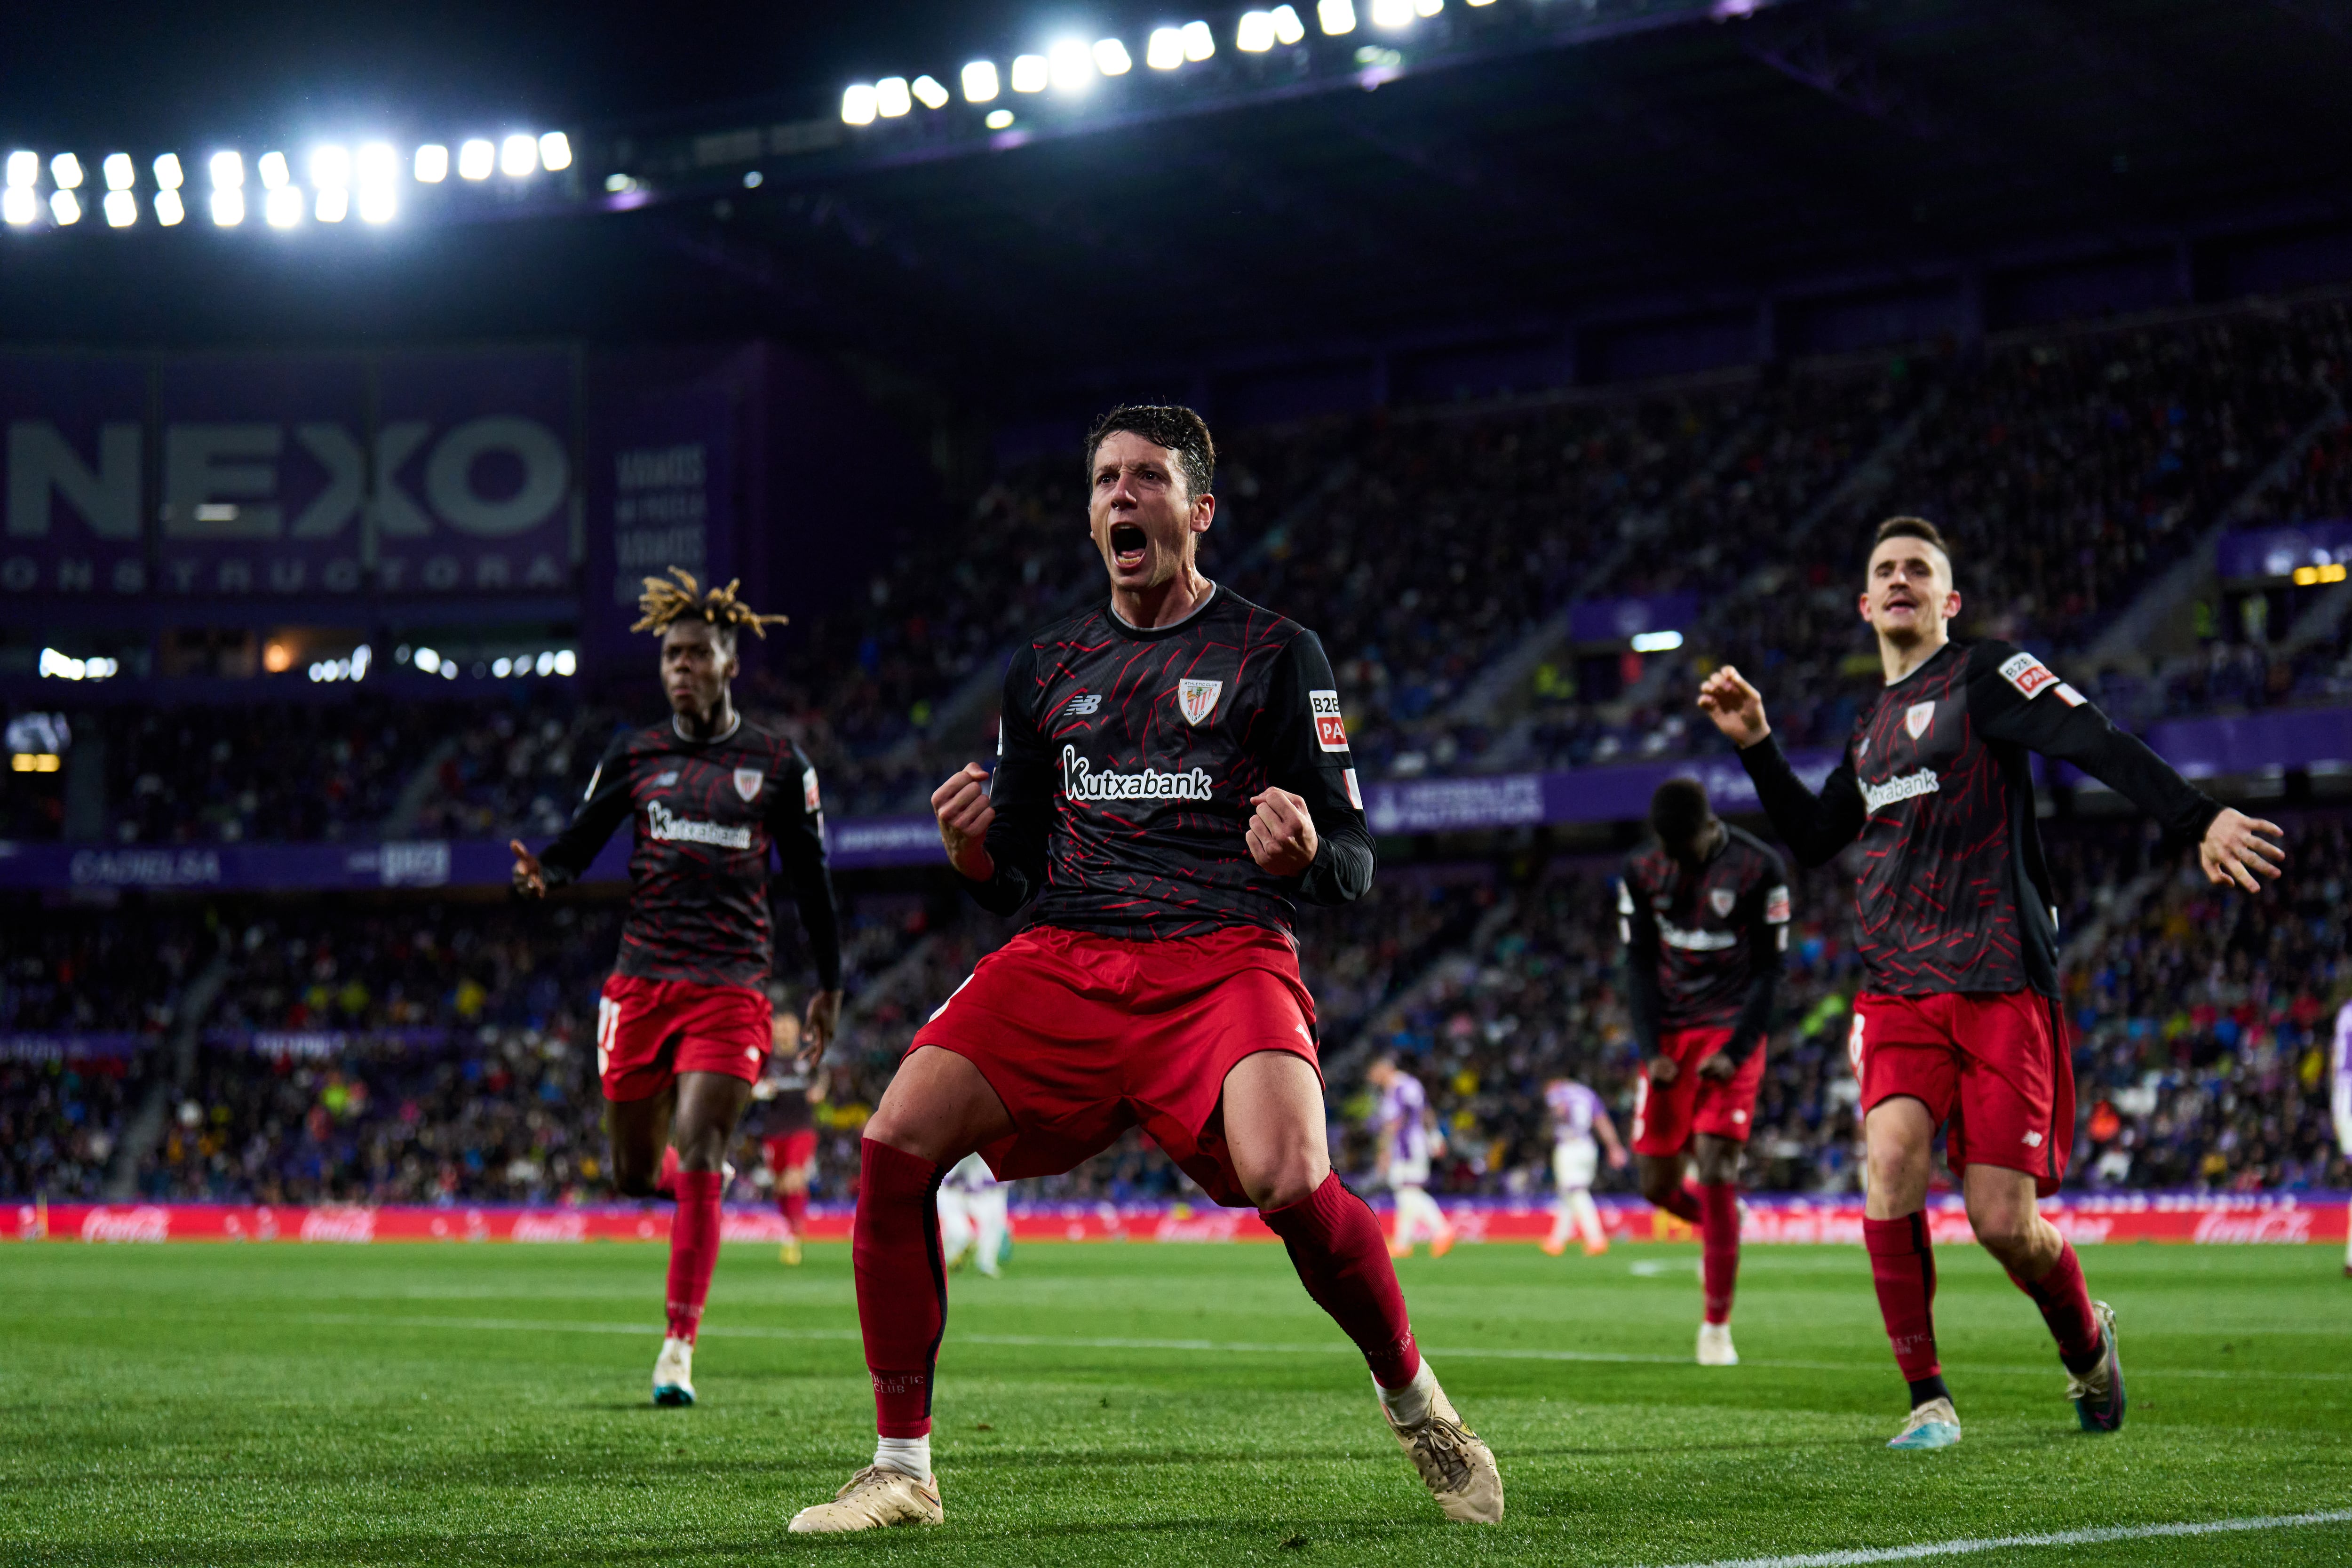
[1084,404,1216,501]
[1874,515,1954,569]
[630,566,789,642]
[1650,777,1713,849]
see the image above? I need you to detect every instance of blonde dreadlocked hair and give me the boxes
[630,566,789,641]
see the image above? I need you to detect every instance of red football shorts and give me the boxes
[906,923,1321,1208]
[764,1130,819,1170]
[1849,990,2075,1193]
[1630,1026,1765,1156]
[594,975,771,1103]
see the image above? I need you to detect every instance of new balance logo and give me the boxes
[646,799,752,849]
[1060,744,1212,805]
[1861,769,1940,814]
[1061,692,1102,717]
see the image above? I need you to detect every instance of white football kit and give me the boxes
[936,1153,1009,1278]
[1545,1079,1608,1255]
[1378,1071,1453,1252]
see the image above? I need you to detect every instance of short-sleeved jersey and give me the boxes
[1379,1073,1431,1170]
[964,584,1375,940]
[1546,1079,1603,1144]
[1619,826,1790,1031]
[536,715,841,992]
[1742,639,2218,998]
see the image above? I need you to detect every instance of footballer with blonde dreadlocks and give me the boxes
[511,566,842,1408]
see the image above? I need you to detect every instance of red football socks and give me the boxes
[1261,1172,1422,1389]
[654,1144,680,1200]
[664,1170,723,1342]
[1863,1212,1940,1382]
[855,1139,948,1438]
[2012,1240,2104,1373]
[1655,1184,1702,1226]
[1699,1182,1740,1325]
[779,1188,808,1231]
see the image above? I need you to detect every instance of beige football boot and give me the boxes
[1378,1371,1504,1523]
[787,1465,945,1534]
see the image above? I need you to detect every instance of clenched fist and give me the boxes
[932,762,997,882]
[1246,787,1319,876]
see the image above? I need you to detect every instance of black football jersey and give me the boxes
[1741,639,2219,998]
[535,715,842,991]
[1619,825,1790,1038]
[966,583,1375,939]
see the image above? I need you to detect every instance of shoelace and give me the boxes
[1408,1419,1476,1492]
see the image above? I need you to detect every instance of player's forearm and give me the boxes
[1295,816,1375,905]
[1736,736,1859,867]
[789,880,844,991]
[1623,948,1664,1054]
[1727,968,1778,1064]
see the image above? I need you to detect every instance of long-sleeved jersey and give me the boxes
[1739,639,2220,998]
[963,583,1375,939]
[536,714,842,992]
[1618,824,1789,1059]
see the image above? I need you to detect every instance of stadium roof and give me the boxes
[6,0,2352,419]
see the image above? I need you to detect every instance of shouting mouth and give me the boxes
[1109,522,1148,572]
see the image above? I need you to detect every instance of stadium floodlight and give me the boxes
[356,142,397,222]
[1370,0,1410,22]
[1416,0,1443,13]
[102,153,134,191]
[1146,27,1185,68]
[50,152,83,190]
[911,74,950,109]
[312,144,350,188]
[962,60,1000,102]
[5,151,35,188]
[841,84,879,125]
[1319,0,1357,32]
[154,188,184,224]
[1182,20,1216,59]
[1237,11,1276,50]
[210,151,244,189]
[1094,38,1133,74]
[1010,53,1049,91]
[258,151,290,189]
[414,143,448,182]
[49,190,79,224]
[2,187,34,224]
[211,187,244,225]
[1629,629,1684,653]
[413,647,441,673]
[1048,38,1094,89]
[538,131,572,171]
[316,186,348,222]
[985,108,1015,129]
[556,650,577,676]
[102,189,135,226]
[500,133,538,176]
[153,152,184,190]
[875,77,913,117]
[1272,5,1307,42]
[492,656,512,678]
[265,185,303,227]
[458,138,495,179]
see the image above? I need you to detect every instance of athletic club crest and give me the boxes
[1176,678,1222,726]
[1905,701,1935,740]
[1708,888,1736,918]
[732,767,764,802]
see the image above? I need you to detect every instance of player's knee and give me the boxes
[1966,1200,2034,1263]
[1242,1145,1328,1211]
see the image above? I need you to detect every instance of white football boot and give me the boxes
[788,1466,945,1533]
[1696,1321,1739,1366]
[652,1336,695,1407]
[1887,1395,1961,1449]
[1377,1368,1503,1523]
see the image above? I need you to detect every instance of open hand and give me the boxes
[509,839,547,898]
[2200,808,2285,892]
[931,763,996,881]
[1247,787,1319,876]
[1696,665,1770,748]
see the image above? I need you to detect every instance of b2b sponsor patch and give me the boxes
[1998,650,2062,700]
[1309,689,1350,752]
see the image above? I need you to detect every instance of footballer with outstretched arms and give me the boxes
[788,406,1502,1534]
[1618,777,1788,1365]
[1698,516,2284,1449]
[509,571,843,1408]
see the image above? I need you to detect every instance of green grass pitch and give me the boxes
[4,1238,2347,1566]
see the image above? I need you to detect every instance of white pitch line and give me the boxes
[1643,1509,2352,1568]
[287,1313,2352,1380]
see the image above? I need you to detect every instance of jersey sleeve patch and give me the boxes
[803,767,822,814]
[1342,767,1363,809]
[1764,884,1791,924]
[1998,650,2062,700]
[1309,689,1350,752]
[2054,682,2086,707]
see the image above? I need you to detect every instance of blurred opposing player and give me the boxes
[1367,1054,1454,1259]
[1541,1075,1626,1257]
[511,570,842,1408]
[791,407,1500,1533]
[936,1154,1010,1277]
[2335,988,2352,1277]
[756,1001,825,1266]
[1620,778,1788,1364]
[1700,516,2283,1448]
